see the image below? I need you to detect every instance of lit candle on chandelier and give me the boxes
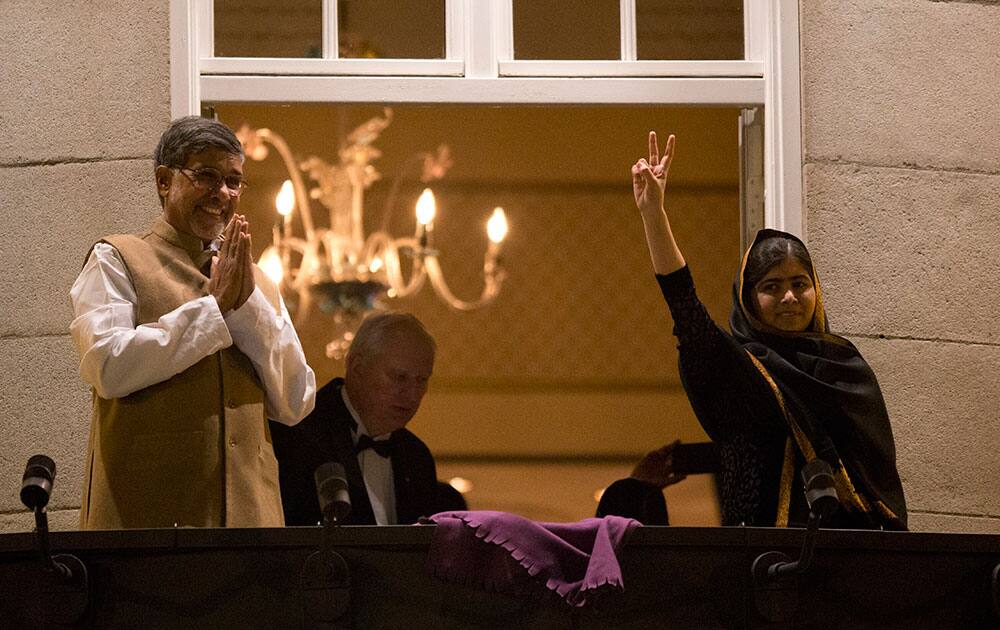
[415,188,436,248]
[275,179,295,238]
[486,207,508,258]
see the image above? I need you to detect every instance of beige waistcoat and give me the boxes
[79,218,284,530]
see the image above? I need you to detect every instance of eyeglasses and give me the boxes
[175,167,248,196]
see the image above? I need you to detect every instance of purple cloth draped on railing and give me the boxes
[424,511,641,607]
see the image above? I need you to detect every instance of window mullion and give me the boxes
[744,0,767,62]
[322,0,338,59]
[197,0,214,58]
[739,107,765,252]
[171,0,202,117]
[494,0,513,62]
[620,0,636,61]
[763,0,803,236]
[464,0,505,77]
[446,0,464,60]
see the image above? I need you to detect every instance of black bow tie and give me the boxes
[354,434,394,458]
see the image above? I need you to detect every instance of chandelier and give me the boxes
[236,109,508,359]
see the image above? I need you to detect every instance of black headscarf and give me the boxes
[729,229,907,530]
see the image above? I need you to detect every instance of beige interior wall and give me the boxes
[214,104,740,523]
[0,1,171,532]
[800,0,1000,533]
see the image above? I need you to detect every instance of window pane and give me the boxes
[215,0,323,58]
[338,0,445,59]
[637,0,744,60]
[513,0,619,60]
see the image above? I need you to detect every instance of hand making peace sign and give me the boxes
[631,131,676,217]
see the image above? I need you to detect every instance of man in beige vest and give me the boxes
[70,116,316,529]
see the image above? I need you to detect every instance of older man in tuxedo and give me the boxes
[271,311,446,525]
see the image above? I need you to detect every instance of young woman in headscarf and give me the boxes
[632,131,907,530]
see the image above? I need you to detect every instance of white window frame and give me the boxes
[170,0,802,235]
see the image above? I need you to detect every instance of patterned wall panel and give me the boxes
[287,183,740,389]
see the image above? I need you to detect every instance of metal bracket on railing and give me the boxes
[751,550,798,622]
[301,549,351,628]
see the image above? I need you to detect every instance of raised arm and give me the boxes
[632,132,685,275]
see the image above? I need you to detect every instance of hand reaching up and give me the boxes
[632,131,676,217]
[631,131,685,275]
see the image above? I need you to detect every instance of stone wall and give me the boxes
[0,0,171,531]
[800,0,1000,532]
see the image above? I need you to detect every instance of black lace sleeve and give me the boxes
[596,478,669,525]
[656,267,784,442]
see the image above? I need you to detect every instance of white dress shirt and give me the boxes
[341,387,397,525]
[69,242,316,425]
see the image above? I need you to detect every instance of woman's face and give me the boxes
[752,257,817,332]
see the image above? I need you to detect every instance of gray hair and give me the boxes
[154,116,243,169]
[347,311,436,364]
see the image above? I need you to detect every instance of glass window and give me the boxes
[214,0,323,58]
[338,0,445,59]
[513,0,620,60]
[636,0,744,60]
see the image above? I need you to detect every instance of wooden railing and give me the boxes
[1,525,998,628]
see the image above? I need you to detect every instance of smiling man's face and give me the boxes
[156,147,244,245]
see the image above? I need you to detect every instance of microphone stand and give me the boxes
[33,506,80,582]
[756,510,823,581]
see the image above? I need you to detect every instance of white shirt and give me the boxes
[341,387,397,525]
[69,242,316,425]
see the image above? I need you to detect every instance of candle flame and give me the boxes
[416,188,436,226]
[487,207,508,244]
[276,180,295,216]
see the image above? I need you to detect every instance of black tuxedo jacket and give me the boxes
[270,378,441,526]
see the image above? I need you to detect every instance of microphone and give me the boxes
[314,462,351,526]
[20,454,56,510]
[801,458,838,522]
[20,454,71,579]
